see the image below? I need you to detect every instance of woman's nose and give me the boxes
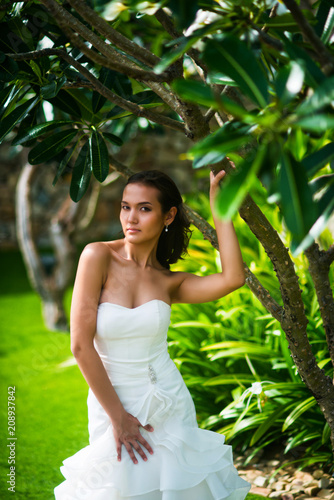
[128,209,138,223]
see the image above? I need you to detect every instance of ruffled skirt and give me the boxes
[54,360,250,499]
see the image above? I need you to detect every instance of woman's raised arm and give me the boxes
[172,170,245,304]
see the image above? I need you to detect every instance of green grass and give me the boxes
[0,251,265,499]
[0,252,88,500]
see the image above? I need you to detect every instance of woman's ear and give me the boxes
[165,206,177,226]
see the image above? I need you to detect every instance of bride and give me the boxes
[54,169,250,500]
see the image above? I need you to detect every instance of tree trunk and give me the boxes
[15,162,74,331]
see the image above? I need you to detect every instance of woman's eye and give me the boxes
[121,205,129,210]
[141,207,151,212]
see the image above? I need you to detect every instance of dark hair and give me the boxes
[126,170,192,269]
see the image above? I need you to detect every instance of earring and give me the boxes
[165,224,169,233]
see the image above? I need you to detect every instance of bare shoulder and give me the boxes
[80,241,111,263]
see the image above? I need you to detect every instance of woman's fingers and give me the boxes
[114,415,154,464]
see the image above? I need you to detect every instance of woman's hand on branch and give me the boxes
[112,411,154,464]
[210,169,226,212]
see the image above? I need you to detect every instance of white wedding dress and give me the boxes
[54,299,251,500]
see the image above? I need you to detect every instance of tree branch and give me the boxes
[66,0,160,68]
[7,49,186,133]
[154,8,209,76]
[282,0,334,73]
[40,0,171,83]
[305,242,334,369]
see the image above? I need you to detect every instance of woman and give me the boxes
[54,169,251,500]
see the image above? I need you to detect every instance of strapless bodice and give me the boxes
[94,299,172,385]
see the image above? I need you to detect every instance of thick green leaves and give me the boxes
[172,78,249,121]
[28,129,77,164]
[296,75,334,116]
[12,120,73,146]
[279,33,325,88]
[302,143,334,176]
[295,114,334,133]
[193,151,226,169]
[92,67,116,113]
[90,129,109,182]
[214,145,267,220]
[279,150,318,251]
[189,122,254,158]
[203,37,269,108]
[275,61,304,106]
[41,75,67,99]
[102,132,123,146]
[47,90,82,118]
[70,141,92,202]
[0,96,38,145]
[53,142,78,186]
[282,397,316,431]
[0,54,19,82]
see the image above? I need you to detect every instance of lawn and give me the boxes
[0,251,265,499]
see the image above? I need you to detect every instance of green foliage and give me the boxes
[0,0,333,253]
[168,189,333,468]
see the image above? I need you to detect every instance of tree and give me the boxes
[0,0,334,455]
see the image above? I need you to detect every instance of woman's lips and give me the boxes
[127,227,140,232]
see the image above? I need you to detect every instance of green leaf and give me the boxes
[265,11,315,31]
[296,75,334,115]
[320,4,334,44]
[189,122,254,158]
[172,79,218,107]
[12,120,73,146]
[70,141,92,202]
[0,56,19,82]
[102,132,123,146]
[203,37,269,108]
[275,61,305,106]
[90,129,109,182]
[279,150,318,242]
[8,17,34,51]
[0,84,15,114]
[214,145,267,220]
[0,96,38,145]
[41,75,67,99]
[154,25,212,74]
[292,183,334,255]
[47,90,82,118]
[172,78,249,121]
[251,405,292,446]
[282,397,316,431]
[302,143,334,176]
[279,33,325,88]
[294,114,334,133]
[28,129,77,165]
[53,142,78,186]
[193,151,226,169]
[92,67,115,113]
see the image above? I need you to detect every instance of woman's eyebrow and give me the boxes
[121,200,153,205]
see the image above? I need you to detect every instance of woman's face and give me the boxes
[120,183,170,243]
